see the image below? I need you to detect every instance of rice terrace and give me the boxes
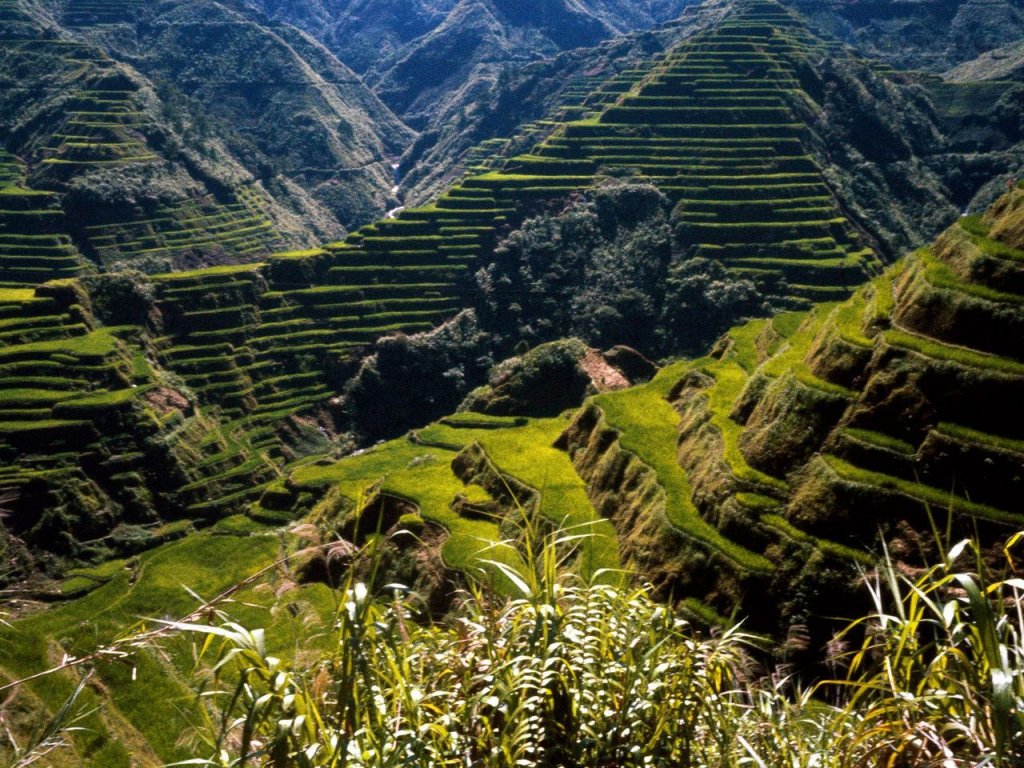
[0,0,1024,765]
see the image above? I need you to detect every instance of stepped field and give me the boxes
[3,185,1022,767]
[0,0,908,420]
[0,411,620,767]
[557,184,1024,636]
[83,184,281,272]
[0,182,92,287]
[0,282,280,569]
[0,16,292,272]
[135,0,883,431]
[40,73,157,169]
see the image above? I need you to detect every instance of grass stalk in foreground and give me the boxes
[166,527,1024,767]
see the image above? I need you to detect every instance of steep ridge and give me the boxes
[0,0,412,273]
[785,0,1024,72]
[559,183,1024,641]
[370,0,615,126]
[240,0,695,76]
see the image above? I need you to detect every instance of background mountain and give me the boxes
[240,0,698,75]
[785,0,1024,71]
[0,0,412,275]
[947,38,1024,81]
[238,0,460,75]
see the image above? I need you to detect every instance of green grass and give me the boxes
[918,247,1024,305]
[841,428,916,455]
[884,328,1024,376]
[936,422,1024,455]
[704,361,792,491]
[291,440,525,588]
[822,454,1020,526]
[592,363,773,573]
[418,416,621,583]
[0,527,339,767]
[440,413,528,428]
[760,513,873,565]
[0,328,119,360]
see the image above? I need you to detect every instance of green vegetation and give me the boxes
[0,185,90,286]
[85,188,281,272]
[0,525,339,766]
[128,529,1024,767]
[593,362,774,573]
[290,412,617,588]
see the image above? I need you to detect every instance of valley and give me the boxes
[0,0,1023,764]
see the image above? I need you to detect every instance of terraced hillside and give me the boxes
[0,410,623,768]
[0,0,422,270]
[270,410,621,591]
[2,186,1022,768]
[340,0,880,315]
[524,0,878,304]
[82,185,280,272]
[0,157,92,286]
[40,71,156,170]
[557,183,1024,639]
[0,282,279,576]
[62,0,142,27]
[0,22,295,270]
[147,235,470,427]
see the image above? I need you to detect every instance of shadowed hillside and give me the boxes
[785,0,1024,71]
[0,0,412,274]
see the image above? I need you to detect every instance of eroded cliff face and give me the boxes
[553,187,1024,643]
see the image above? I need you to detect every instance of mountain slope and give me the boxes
[785,0,1024,71]
[0,0,413,276]
[946,39,1024,81]
[370,0,615,127]
[239,0,697,74]
[559,183,1024,643]
[68,0,414,230]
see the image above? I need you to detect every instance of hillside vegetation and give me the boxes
[1,0,1022,577]
[786,0,1024,71]
[0,0,412,270]
[2,2,1024,762]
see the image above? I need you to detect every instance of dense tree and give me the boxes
[476,182,770,358]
